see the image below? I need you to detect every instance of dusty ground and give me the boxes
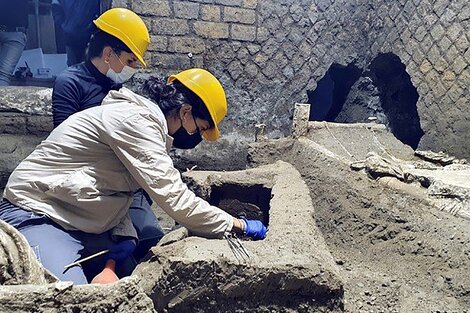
[1,90,468,312]
[248,137,469,313]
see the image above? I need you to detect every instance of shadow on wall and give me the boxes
[307,53,424,149]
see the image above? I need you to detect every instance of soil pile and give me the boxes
[248,125,469,313]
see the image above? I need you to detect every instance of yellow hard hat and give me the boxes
[168,68,227,141]
[94,8,150,67]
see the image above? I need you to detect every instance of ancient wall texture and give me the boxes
[112,0,469,157]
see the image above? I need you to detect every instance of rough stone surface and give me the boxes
[223,7,256,24]
[201,4,221,21]
[151,53,191,69]
[0,89,52,189]
[0,220,56,285]
[174,1,200,20]
[114,0,470,160]
[292,103,310,138]
[152,18,189,36]
[147,35,168,52]
[0,277,156,312]
[247,130,470,312]
[132,0,171,16]
[168,37,206,54]
[351,152,470,220]
[0,87,51,115]
[231,24,256,41]
[134,161,344,312]
[335,77,388,125]
[193,21,229,39]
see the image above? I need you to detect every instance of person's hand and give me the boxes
[91,260,119,284]
[242,218,267,240]
[107,239,136,262]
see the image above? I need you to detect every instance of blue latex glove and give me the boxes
[108,239,136,262]
[242,218,267,240]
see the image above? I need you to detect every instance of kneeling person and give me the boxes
[0,68,266,284]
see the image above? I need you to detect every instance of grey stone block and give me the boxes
[224,7,256,24]
[153,18,190,36]
[174,1,200,20]
[132,0,171,16]
[201,4,221,21]
[194,21,229,39]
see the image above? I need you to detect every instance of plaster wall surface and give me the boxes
[121,0,469,157]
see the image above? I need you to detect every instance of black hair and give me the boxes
[86,30,132,60]
[141,76,214,127]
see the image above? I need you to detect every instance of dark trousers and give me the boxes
[130,189,165,261]
[0,191,164,284]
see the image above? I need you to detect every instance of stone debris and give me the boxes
[0,220,57,285]
[415,150,468,166]
[351,152,470,220]
[0,276,155,313]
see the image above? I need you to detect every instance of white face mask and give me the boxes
[105,52,137,84]
[106,65,137,84]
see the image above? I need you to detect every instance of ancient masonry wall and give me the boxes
[115,0,469,157]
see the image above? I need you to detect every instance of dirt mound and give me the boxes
[248,134,470,313]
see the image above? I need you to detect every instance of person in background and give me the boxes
[52,8,163,266]
[51,0,101,66]
[0,0,28,86]
[0,68,267,284]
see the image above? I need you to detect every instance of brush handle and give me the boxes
[63,249,109,270]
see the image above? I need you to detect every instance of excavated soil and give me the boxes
[248,138,470,313]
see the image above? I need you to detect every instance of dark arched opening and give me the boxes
[307,63,362,121]
[306,54,424,149]
[367,53,424,149]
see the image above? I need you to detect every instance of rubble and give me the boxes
[0,277,155,313]
[246,104,470,312]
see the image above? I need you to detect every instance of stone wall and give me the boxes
[0,87,52,189]
[369,0,469,158]
[114,0,469,158]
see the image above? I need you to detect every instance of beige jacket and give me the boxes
[4,87,233,239]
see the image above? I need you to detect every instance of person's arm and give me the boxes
[51,75,82,127]
[104,113,236,238]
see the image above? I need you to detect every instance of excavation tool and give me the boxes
[63,249,109,271]
[224,234,251,263]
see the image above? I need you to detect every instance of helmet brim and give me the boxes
[168,74,224,141]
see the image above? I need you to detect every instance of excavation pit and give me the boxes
[134,161,344,313]
[208,183,271,226]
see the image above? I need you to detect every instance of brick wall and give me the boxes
[369,0,469,157]
[112,0,469,158]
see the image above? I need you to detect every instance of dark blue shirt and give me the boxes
[52,60,121,128]
[53,0,100,47]
[0,0,28,28]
